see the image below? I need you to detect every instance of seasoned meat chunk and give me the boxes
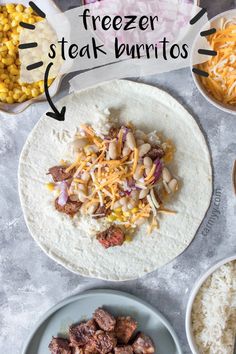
[48,166,75,182]
[144,145,165,161]
[71,347,84,354]
[93,308,116,331]
[132,333,155,354]
[92,205,111,219]
[55,197,82,217]
[69,320,97,347]
[96,226,125,249]
[94,330,117,353]
[108,127,119,139]
[114,317,137,344]
[114,345,134,354]
[49,337,71,354]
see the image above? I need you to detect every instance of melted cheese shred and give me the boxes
[198,18,236,106]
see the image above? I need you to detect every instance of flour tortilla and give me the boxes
[18,80,212,281]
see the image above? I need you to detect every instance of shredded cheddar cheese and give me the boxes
[47,123,178,242]
[198,18,236,106]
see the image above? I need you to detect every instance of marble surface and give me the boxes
[0,0,236,353]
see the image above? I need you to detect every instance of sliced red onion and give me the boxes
[57,181,69,206]
[152,159,163,184]
[122,126,130,143]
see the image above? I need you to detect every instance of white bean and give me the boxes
[145,167,152,176]
[131,190,139,201]
[78,184,86,192]
[150,189,160,209]
[126,132,137,150]
[81,171,90,182]
[113,200,121,210]
[137,139,145,146]
[73,138,88,151]
[143,156,153,168]
[122,204,129,212]
[127,199,136,210]
[122,144,131,157]
[168,179,179,193]
[70,194,79,201]
[87,203,99,215]
[109,141,118,160]
[138,143,151,157]
[127,203,134,210]
[120,197,127,206]
[78,191,87,202]
[85,144,99,154]
[135,217,146,226]
[163,180,171,194]
[135,130,147,140]
[162,167,172,183]
[139,189,149,199]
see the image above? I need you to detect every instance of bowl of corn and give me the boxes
[0,0,62,114]
[191,9,236,115]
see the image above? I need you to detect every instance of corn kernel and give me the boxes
[131,207,139,214]
[46,183,55,191]
[125,235,133,242]
[16,4,24,13]
[0,3,53,104]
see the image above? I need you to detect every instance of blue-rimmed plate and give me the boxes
[22,289,182,354]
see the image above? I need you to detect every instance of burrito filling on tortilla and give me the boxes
[46,110,179,249]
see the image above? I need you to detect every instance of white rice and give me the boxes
[192,260,236,354]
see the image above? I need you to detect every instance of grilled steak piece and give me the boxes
[144,145,165,161]
[55,197,82,217]
[108,127,119,139]
[114,345,134,354]
[69,320,97,347]
[92,205,111,219]
[94,330,117,353]
[93,308,116,331]
[132,333,155,354]
[96,226,125,249]
[114,317,137,344]
[48,166,75,182]
[49,337,71,354]
[71,347,83,354]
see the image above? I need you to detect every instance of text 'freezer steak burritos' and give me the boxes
[46,110,179,249]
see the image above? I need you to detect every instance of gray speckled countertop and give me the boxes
[0,0,236,353]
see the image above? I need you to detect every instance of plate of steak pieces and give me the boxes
[22,290,182,354]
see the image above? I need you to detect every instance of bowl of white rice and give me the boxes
[185,255,236,354]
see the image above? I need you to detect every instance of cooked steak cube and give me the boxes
[49,337,71,354]
[93,308,116,331]
[108,127,119,139]
[48,166,75,182]
[71,347,84,354]
[114,317,137,344]
[144,145,165,161]
[96,226,125,249]
[94,330,117,353]
[92,205,111,219]
[69,320,97,347]
[55,197,82,217]
[114,345,134,354]
[132,333,155,354]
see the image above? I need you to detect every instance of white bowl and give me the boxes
[191,9,236,116]
[185,254,236,354]
[0,0,63,114]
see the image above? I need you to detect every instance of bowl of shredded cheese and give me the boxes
[192,9,236,115]
[0,0,62,114]
[186,255,236,354]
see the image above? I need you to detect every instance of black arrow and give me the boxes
[44,62,66,121]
